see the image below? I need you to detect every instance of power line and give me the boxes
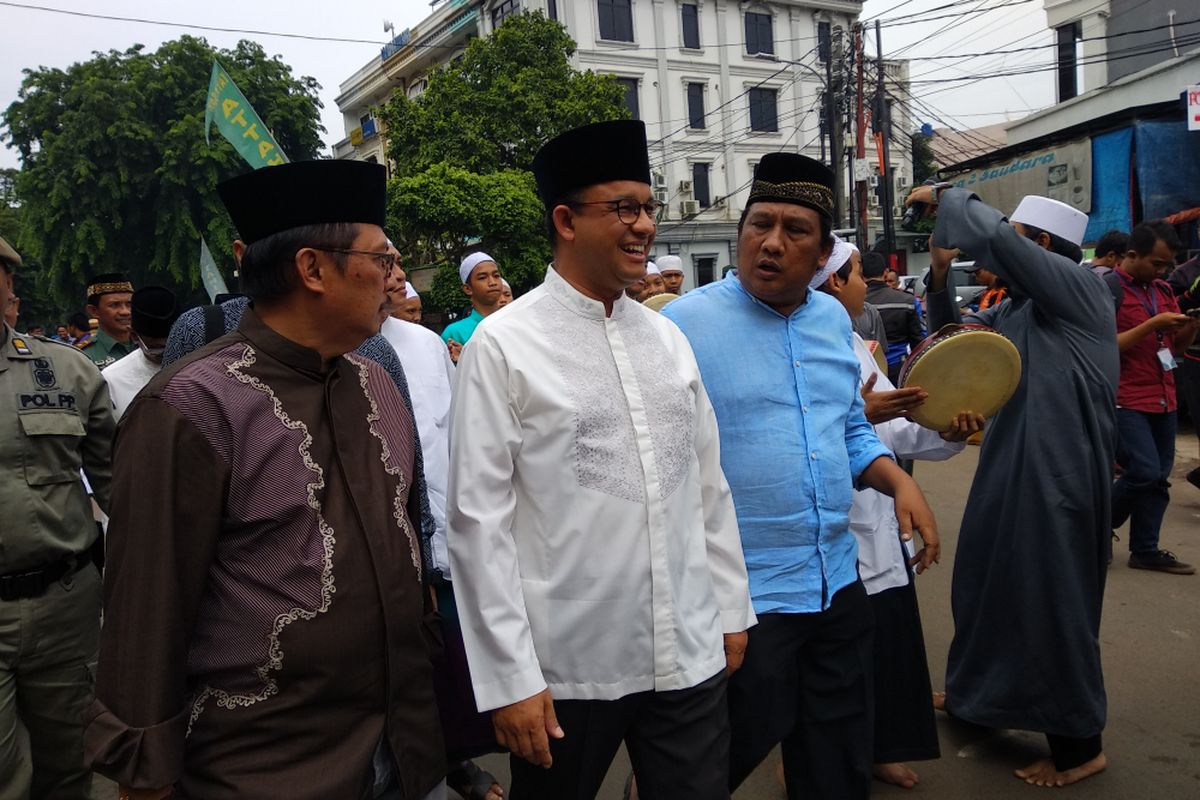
[879,0,1037,29]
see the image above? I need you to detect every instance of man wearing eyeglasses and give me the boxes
[100,286,180,419]
[448,119,755,800]
[86,161,446,800]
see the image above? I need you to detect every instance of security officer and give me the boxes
[79,272,135,368]
[0,234,116,799]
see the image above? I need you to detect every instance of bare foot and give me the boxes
[486,785,503,800]
[874,762,920,788]
[932,691,946,711]
[1014,753,1107,787]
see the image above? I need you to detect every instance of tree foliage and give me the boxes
[2,36,324,310]
[911,129,937,185]
[378,12,629,312]
[388,164,548,313]
[381,12,628,177]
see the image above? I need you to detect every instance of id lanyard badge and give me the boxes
[1126,276,1177,372]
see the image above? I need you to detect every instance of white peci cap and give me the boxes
[459,251,497,284]
[656,255,683,274]
[1010,196,1088,246]
[644,261,660,276]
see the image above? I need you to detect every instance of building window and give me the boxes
[695,256,716,286]
[359,113,373,127]
[817,20,832,62]
[692,163,711,208]
[548,0,557,21]
[748,87,778,132]
[745,11,773,56]
[492,0,520,29]
[1055,21,1081,101]
[616,77,640,119]
[681,3,700,49]
[599,0,634,42]
[686,82,706,129]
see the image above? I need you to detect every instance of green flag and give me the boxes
[198,237,230,302]
[204,61,288,169]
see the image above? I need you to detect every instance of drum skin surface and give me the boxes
[898,324,1021,431]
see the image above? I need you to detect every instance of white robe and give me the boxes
[101,348,160,419]
[380,316,456,576]
[849,334,963,595]
[448,266,755,712]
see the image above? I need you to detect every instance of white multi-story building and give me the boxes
[334,0,911,289]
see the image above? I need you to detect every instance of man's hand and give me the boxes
[1149,312,1191,331]
[447,339,463,364]
[492,688,564,768]
[723,631,748,676]
[861,374,927,424]
[894,479,940,574]
[940,411,985,442]
[905,186,937,208]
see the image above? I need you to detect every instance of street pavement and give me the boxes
[95,433,1200,799]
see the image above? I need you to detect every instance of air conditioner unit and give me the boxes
[653,172,667,188]
[868,175,880,188]
[680,199,700,217]
[678,180,693,194]
[654,189,670,204]
[896,175,910,189]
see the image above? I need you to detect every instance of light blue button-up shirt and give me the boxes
[664,273,892,614]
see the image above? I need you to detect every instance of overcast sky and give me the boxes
[0,0,1055,170]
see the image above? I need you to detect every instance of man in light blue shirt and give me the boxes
[663,152,940,800]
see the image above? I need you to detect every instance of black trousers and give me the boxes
[508,670,729,800]
[728,581,875,800]
[1047,734,1103,771]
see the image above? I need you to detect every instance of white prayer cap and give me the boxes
[1010,196,1088,246]
[657,255,684,274]
[644,261,661,276]
[810,235,858,289]
[459,251,497,284]
[405,283,419,299]
[501,278,511,290]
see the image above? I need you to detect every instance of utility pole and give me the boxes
[874,19,895,260]
[825,26,843,226]
[854,24,868,248]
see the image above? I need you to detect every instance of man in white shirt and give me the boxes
[101,286,179,418]
[448,119,756,800]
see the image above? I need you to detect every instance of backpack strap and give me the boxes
[1100,270,1123,312]
[202,304,226,345]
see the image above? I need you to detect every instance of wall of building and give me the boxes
[1107,0,1200,82]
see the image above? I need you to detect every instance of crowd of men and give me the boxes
[1,117,1199,800]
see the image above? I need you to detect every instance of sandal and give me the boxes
[447,759,503,800]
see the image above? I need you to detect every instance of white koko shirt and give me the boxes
[102,348,160,419]
[448,266,755,712]
[849,333,963,595]
[380,316,456,576]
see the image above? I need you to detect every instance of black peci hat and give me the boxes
[217,160,387,245]
[86,272,134,299]
[130,286,180,339]
[532,120,652,206]
[746,153,835,220]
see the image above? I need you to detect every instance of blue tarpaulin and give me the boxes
[1134,119,1200,221]
[1084,128,1133,242]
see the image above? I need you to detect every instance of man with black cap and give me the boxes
[85,161,445,800]
[662,153,939,799]
[80,272,136,368]
[447,119,755,800]
[912,186,1117,787]
[0,234,117,799]
[101,286,180,419]
[861,251,924,384]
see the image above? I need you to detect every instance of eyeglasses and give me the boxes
[568,199,663,225]
[311,247,398,273]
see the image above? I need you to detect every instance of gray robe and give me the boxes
[925,189,1118,739]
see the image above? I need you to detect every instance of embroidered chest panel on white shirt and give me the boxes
[533,295,694,504]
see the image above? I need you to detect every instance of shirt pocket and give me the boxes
[19,411,85,486]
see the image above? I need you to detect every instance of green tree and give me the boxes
[388,164,547,313]
[2,36,323,309]
[381,12,628,177]
[911,129,937,185]
[378,12,629,312]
